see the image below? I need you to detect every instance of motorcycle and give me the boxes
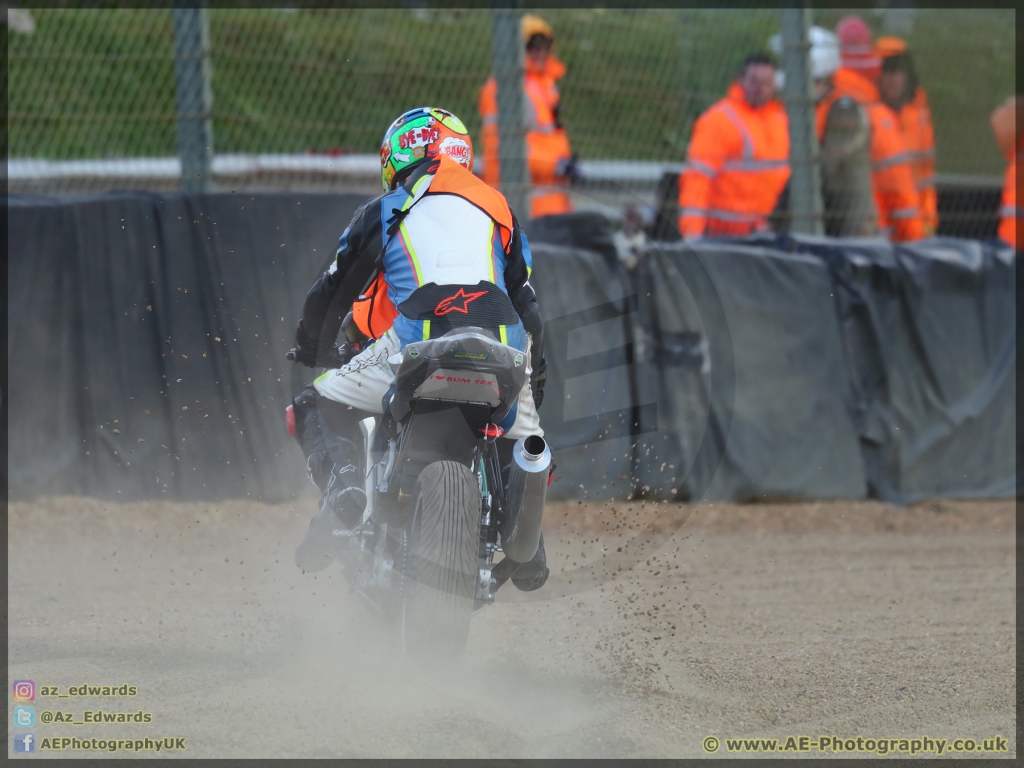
[288,325,551,659]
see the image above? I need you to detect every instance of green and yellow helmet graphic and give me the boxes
[379,107,473,190]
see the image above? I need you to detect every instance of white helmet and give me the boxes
[769,25,841,88]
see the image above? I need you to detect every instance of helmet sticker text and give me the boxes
[438,136,472,166]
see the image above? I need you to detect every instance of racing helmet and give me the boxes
[379,107,474,191]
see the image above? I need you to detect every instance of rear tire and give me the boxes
[400,460,480,660]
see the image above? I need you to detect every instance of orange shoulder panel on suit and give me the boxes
[430,155,514,247]
[352,272,398,340]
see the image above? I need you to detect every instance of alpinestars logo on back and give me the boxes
[435,288,487,316]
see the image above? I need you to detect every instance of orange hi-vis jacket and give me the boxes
[816,67,925,241]
[998,144,1019,249]
[677,83,790,237]
[479,55,574,219]
[894,87,938,234]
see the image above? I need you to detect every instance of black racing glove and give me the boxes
[287,321,362,368]
[531,357,547,409]
[287,342,360,369]
[325,341,360,368]
[287,320,320,368]
[556,153,583,186]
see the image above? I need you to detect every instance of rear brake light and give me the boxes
[285,404,296,438]
[480,423,504,438]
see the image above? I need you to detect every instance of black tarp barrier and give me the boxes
[534,221,1016,504]
[782,234,1016,503]
[526,211,621,265]
[528,243,639,501]
[526,213,645,501]
[633,241,867,501]
[7,191,367,501]
[6,195,1015,504]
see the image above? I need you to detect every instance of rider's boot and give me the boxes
[492,534,550,593]
[510,532,549,591]
[294,497,357,573]
[294,467,367,573]
[291,388,368,572]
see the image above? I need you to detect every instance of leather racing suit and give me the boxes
[289,156,547,579]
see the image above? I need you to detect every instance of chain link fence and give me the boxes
[6,6,1015,231]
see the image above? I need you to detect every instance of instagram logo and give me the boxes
[12,680,35,702]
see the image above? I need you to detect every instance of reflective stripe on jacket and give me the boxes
[816,67,925,242]
[678,83,791,237]
[479,55,573,219]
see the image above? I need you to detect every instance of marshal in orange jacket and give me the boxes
[999,152,1018,249]
[677,83,791,238]
[893,88,938,234]
[816,67,925,241]
[479,55,574,219]
[991,97,1020,249]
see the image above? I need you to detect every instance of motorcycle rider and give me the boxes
[287,107,549,590]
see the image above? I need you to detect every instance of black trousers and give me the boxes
[291,386,371,495]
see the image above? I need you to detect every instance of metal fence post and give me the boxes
[173,3,213,193]
[780,4,823,235]
[490,3,529,220]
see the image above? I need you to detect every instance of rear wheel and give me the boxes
[400,460,480,660]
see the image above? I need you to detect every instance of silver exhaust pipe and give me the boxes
[501,435,551,563]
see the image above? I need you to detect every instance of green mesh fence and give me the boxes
[208,8,493,157]
[7,9,178,158]
[6,7,1015,178]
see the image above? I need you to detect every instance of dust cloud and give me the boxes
[7,496,1015,758]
